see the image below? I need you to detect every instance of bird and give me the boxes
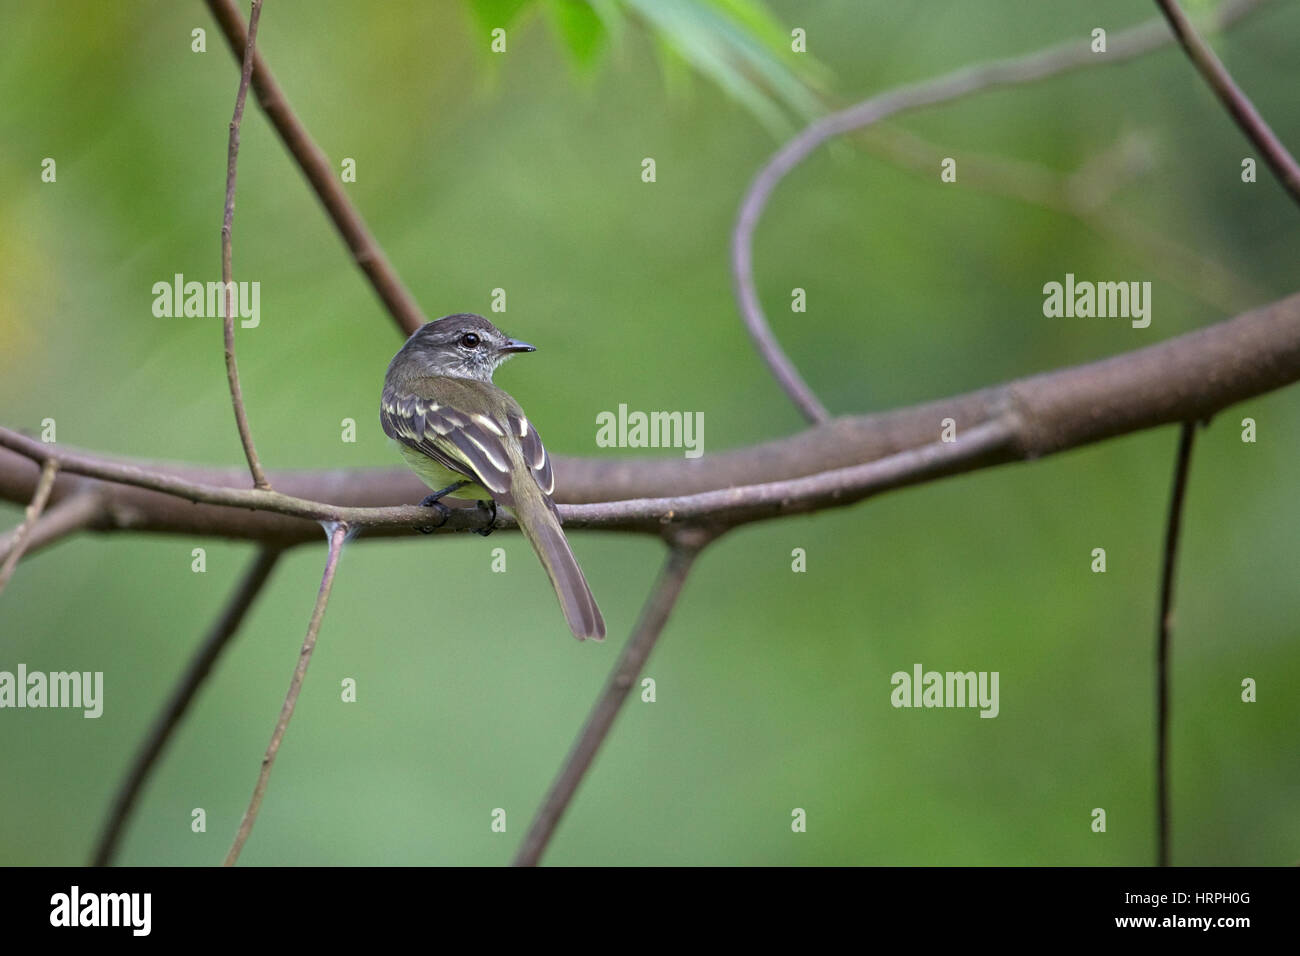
[380,313,605,640]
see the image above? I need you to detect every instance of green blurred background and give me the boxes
[0,0,1296,866]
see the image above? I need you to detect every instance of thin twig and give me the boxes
[513,533,710,866]
[0,459,60,597]
[1154,0,1300,207]
[0,491,104,567]
[205,0,427,335]
[224,523,347,865]
[0,425,446,529]
[1156,421,1198,867]
[0,416,1015,533]
[731,0,1273,423]
[91,547,283,866]
[222,0,271,491]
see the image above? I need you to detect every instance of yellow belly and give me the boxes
[399,444,493,500]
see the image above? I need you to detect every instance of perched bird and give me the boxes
[380,313,605,640]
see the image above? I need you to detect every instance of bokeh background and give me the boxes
[1,0,1296,866]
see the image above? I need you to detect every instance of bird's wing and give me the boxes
[381,385,554,501]
[504,410,555,498]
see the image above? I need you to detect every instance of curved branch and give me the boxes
[0,414,1013,538]
[1,289,1297,544]
[731,0,1274,422]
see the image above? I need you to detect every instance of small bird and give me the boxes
[380,314,605,640]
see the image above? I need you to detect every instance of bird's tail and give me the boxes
[514,497,605,641]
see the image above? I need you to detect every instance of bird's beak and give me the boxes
[502,339,536,354]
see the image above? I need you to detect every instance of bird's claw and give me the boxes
[473,499,498,537]
[417,495,452,534]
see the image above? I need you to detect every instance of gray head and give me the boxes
[392,313,536,382]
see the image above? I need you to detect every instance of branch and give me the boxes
[731,0,1274,423]
[221,0,271,490]
[513,532,709,866]
[205,0,427,336]
[224,525,346,865]
[91,547,284,866]
[0,414,1013,538]
[2,288,1298,544]
[1156,421,1198,867]
[0,459,60,597]
[1154,0,1300,207]
[0,427,436,529]
[0,490,104,567]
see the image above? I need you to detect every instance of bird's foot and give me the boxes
[473,499,498,537]
[414,480,471,534]
[416,495,452,534]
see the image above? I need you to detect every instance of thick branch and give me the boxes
[2,289,1298,544]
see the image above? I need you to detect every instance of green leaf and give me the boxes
[652,30,696,105]
[464,0,537,39]
[708,0,796,57]
[543,0,610,70]
[622,0,826,137]
[461,0,827,135]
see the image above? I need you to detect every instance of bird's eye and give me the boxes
[460,332,480,348]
